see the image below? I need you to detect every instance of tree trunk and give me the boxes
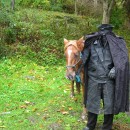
[94,0,98,9]
[11,0,15,10]
[102,0,114,24]
[102,0,109,24]
[74,0,77,15]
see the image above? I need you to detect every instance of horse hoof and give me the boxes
[81,113,86,120]
[70,93,75,98]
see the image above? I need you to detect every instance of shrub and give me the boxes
[51,4,63,12]
[62,0,75,14]
[4,26,16,44]
[0,43,10,58]
[0,9,16,44]
[18,0,51,10]
[110,7,126,29]
[0,10,11,27]
[32,0,50,10]
[18,0,35,7]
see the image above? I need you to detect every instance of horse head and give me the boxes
[64,37,84,81]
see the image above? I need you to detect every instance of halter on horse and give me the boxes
[64,38,84,82]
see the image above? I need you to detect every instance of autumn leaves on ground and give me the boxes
[0,57,130,130]
[0,57,85,129]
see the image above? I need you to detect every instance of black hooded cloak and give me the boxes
[83,31,129,115]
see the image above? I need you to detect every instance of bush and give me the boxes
[62,0,75,14]
[0,10,11,27]
[18,0,51,10]
[0,43,10,58]
[0,8,103,64]
[4,26,16,44]
[110,7,126,29]
[0,9,17,44]
[18,0,35,7]
[14,22,41,43]
[33,0,51,10]
[51,4,63,12]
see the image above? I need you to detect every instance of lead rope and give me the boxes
[75,52,84,83]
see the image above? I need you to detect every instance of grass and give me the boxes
[0,57,130,130]
[0,56,85,130]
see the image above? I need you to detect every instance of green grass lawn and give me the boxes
[0,57,130,130]
[0,56,85,130]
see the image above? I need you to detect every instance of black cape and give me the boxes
[83,32,129,115]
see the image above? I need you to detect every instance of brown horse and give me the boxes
[64,37,86,119]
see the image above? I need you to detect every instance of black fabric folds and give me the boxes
[83,32,129,114]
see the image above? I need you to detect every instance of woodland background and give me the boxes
[0,0,130,130]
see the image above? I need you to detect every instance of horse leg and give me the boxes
[76,82,80,94]
[81,72,87,120]
[70,81,75,97]
[81,83,87,120]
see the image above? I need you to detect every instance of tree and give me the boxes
[74,0,77,15]
[102,0,115,24]
[11,0,15,10]
[123,0,130,29]
[94,0,98,9]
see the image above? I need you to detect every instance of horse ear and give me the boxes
[64,38,68,45]
[77,37,84,51]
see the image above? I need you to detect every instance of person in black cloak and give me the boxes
[82,24,129,130]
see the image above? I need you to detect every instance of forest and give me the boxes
[0,0,130,130]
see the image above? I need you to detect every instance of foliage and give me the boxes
[4,25,16,44]
[0,10,11,26]
[18,0,52,10]
[0,8,100,65]
[0,11,16,44]
[18,0,35,7]
[62,0,75,14]
[110,6,126,29]
[33,0,51,10]
[124,0,130,17]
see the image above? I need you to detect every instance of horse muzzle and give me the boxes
[66,72,75,81]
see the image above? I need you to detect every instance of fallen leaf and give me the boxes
[36,113,40,116]
[57,109,61,112]
[57,120,63,123]
[24,101,31,105]
[83,120,87,123]
[20,105,27,109]
[43,108,48,112]
[25,110,30,113]
[62,105,65,108]
[61,111,69,115]
[68,107,73,110]
[73,97,78,102]
[32,108,38,112]
[0,126,6,128]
